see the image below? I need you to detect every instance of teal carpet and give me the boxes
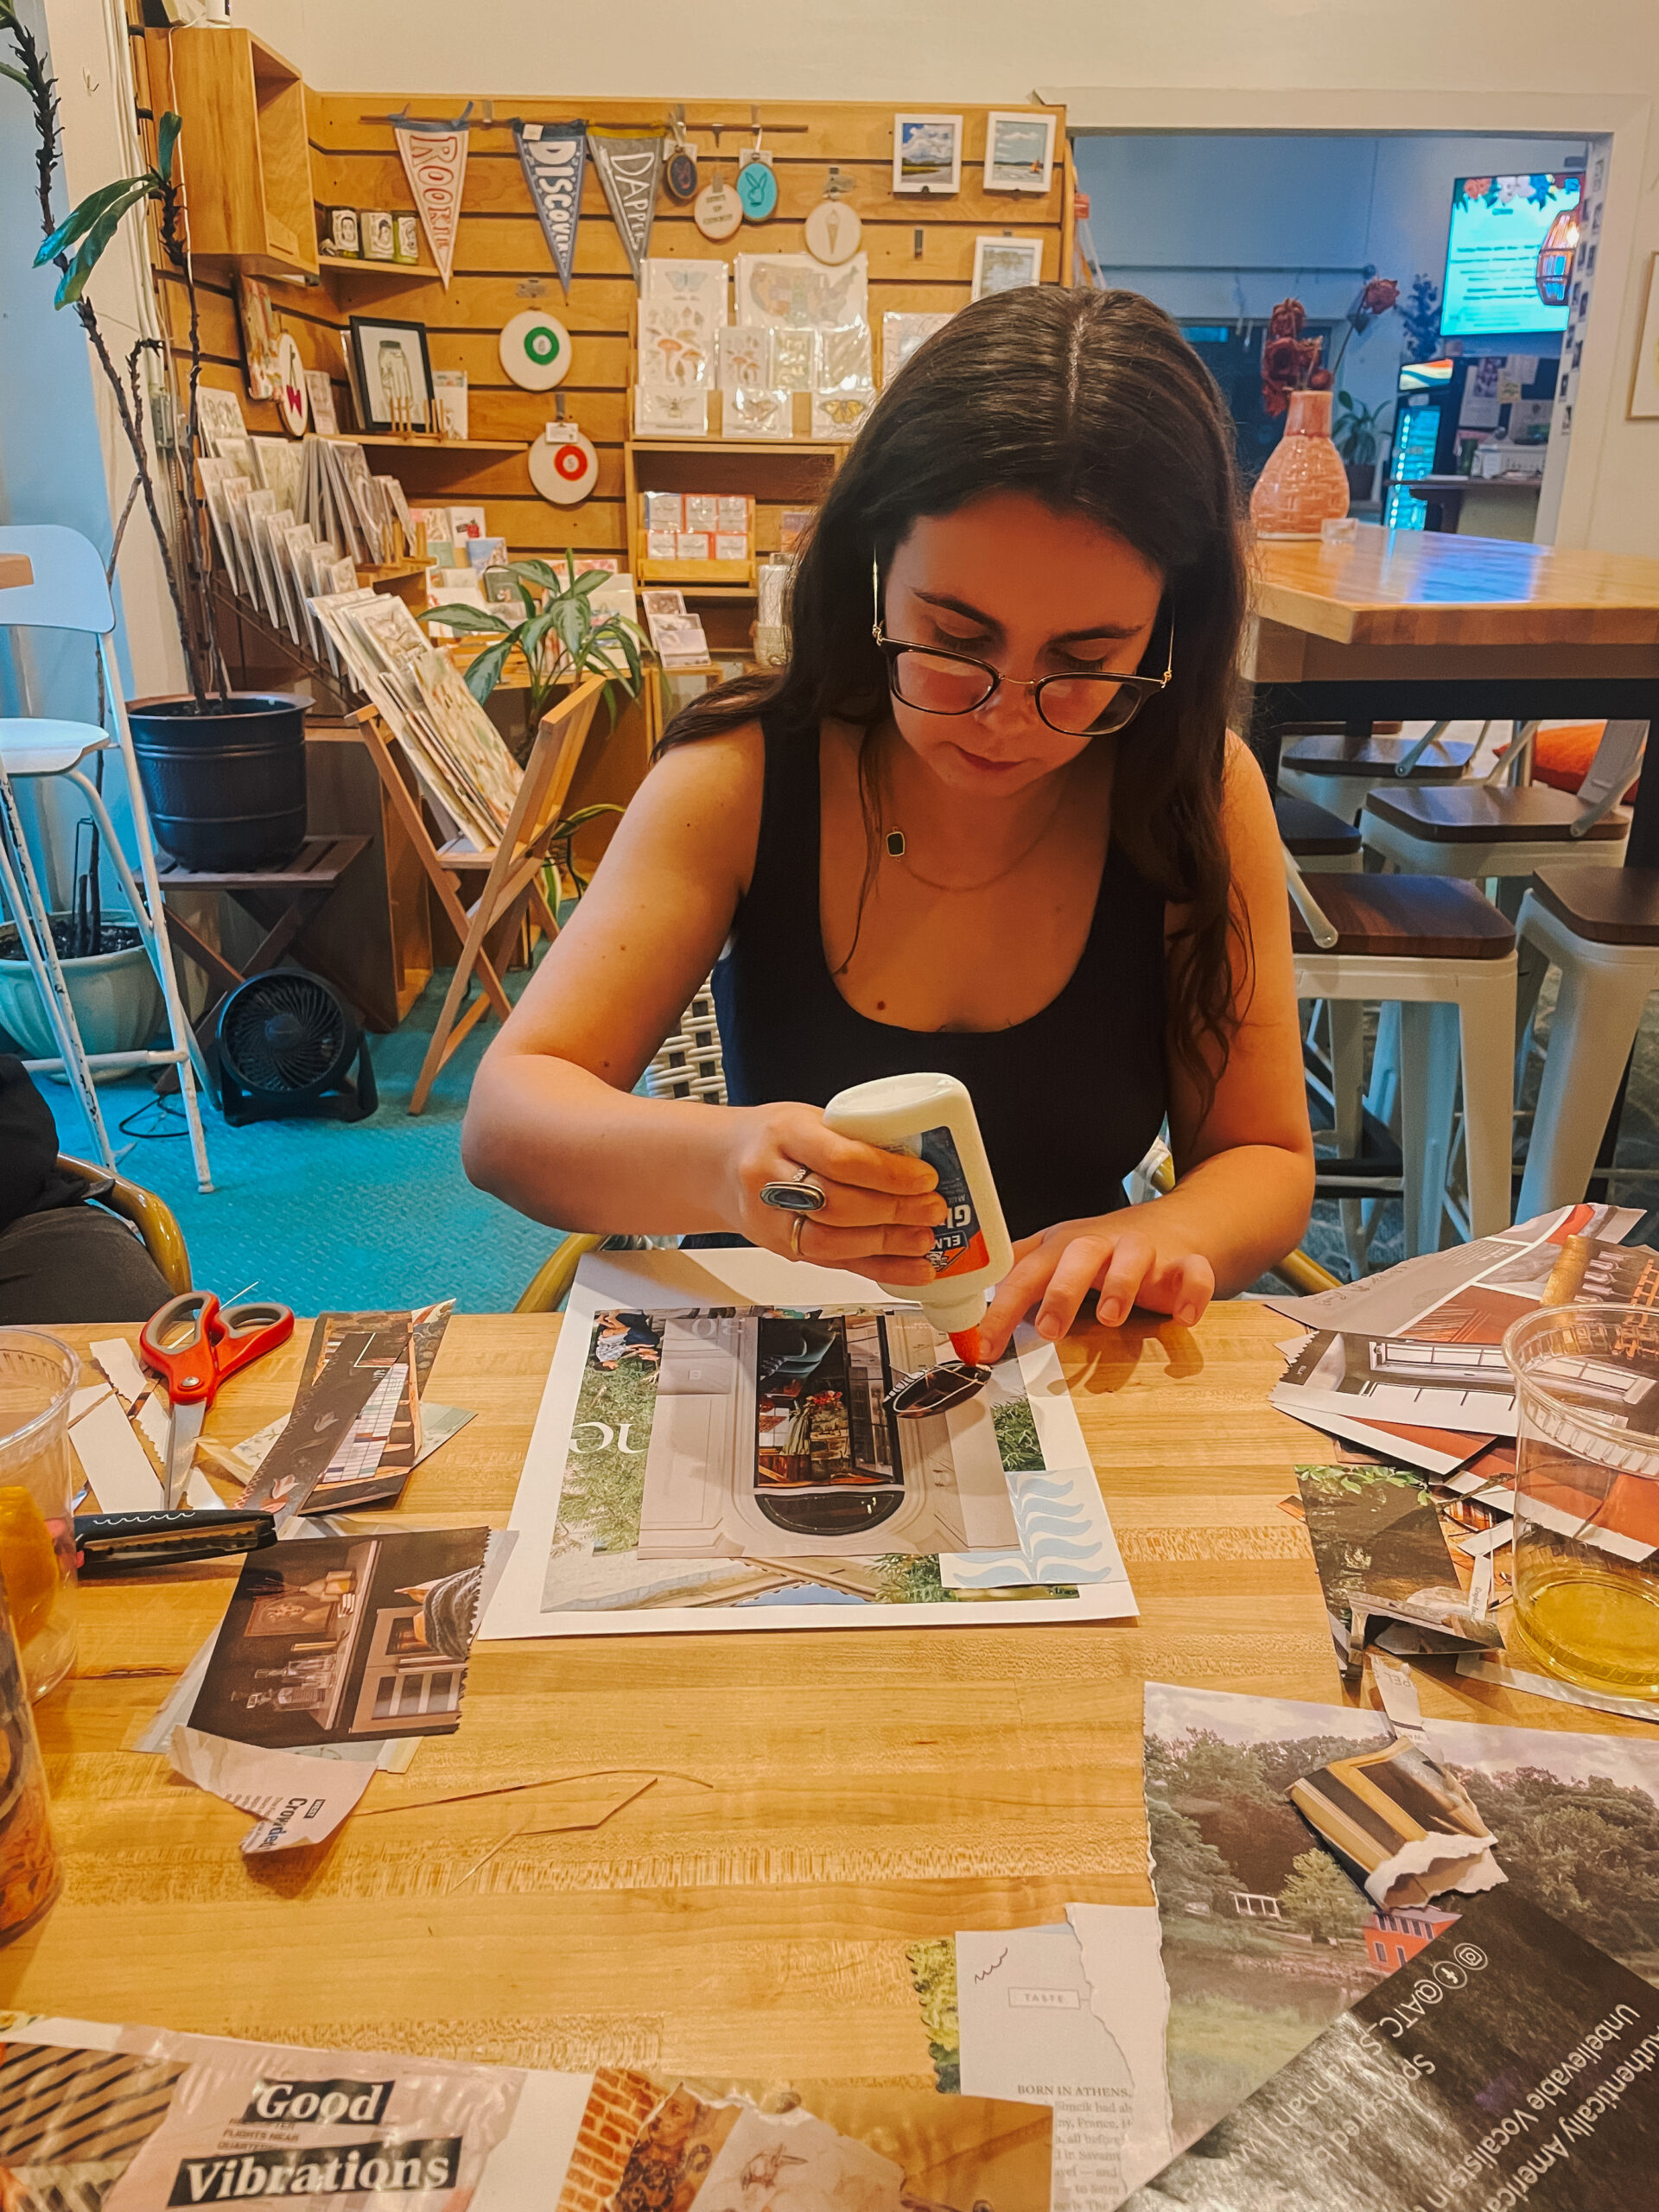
[41,963,565,1315]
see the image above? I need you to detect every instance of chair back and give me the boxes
[0,526,116,639]
[1574,720,1648,830]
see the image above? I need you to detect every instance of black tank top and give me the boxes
[710,712,1170,1242]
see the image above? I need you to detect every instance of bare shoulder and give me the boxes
[1220,730,1279,849]
[619,717,767,891]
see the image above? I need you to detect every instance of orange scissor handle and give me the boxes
[139,1292,223,1402]
[140,1294,295,1403]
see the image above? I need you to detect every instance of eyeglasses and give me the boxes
[871,563,1173,739]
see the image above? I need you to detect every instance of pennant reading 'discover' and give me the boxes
[517,123,586,296]
[1123,1888,1659,2209]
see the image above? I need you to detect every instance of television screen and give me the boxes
[1441,174,1581,339]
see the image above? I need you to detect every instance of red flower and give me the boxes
[1268,297,1306,339]
[1361,276,1399,315]
[1309,366,1334,390]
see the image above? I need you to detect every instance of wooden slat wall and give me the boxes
[131,69,1068,568]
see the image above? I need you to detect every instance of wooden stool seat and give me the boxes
[1289,874,1515,959]
[1282,732,1471,779]
[1364,784,1629,843]
[160,833,371,1027]
[1531,865,1659,947]
[1274,793,1362,859]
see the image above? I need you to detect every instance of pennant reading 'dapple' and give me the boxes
[588,131,662,287]
[396,122,467,289]
[516,122,586,297]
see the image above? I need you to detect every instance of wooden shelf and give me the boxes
[678,583,760,600]
[629,438,846,457]
[165,27,316,278]
[339,435,523,452]
[321,256,439,282]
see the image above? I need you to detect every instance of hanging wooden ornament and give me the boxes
[695,165,742,241]
[500,308,574,391]
[804,168,861,264]
[273,332,309,435]
[736,125,779,224]
[664,107,699,203]
[529,419,599,505]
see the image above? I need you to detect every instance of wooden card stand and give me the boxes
[344,677,606,1112]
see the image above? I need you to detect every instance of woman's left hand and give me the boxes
[980,1205,1217,1360]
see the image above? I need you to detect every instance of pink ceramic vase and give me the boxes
[1249,388,1351,538]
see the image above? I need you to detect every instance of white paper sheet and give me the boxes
[1454,1650,1659,1723]
[1268,1389,1487,1477]
[957,1918,1169,2211]
[483,1248,1135,1640]
[77,1340,219,1510]
[168,1724,374,1852]
[1065,1905,1174,2197]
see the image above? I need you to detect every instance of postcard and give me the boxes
[482,1247,1136,1639]
[188,1525,490,1751]
[1123,1890,1659,2210]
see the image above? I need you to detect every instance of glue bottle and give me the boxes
[823,1071,1012,1368]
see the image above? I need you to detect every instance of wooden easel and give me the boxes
[344,674,607,1112]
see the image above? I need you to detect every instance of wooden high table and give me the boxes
[1249,524,1659,864]
[2,1306,1645,2069]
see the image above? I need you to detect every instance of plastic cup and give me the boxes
[1503,1302,1659,1700]
[0,1565,60,1943]
[0,1331,79,1700]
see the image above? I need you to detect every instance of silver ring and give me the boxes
[760,1166,827,1213]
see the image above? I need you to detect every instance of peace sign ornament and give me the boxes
[499,308,574,391]
[528,421,599,506]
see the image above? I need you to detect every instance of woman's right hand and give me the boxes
[725,1102,946,1283]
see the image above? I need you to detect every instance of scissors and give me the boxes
[139,1291,295,1508]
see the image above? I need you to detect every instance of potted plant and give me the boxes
[420,556,657,899]
[3,8,307,872]
[1332,391,1393,505]
[0,827,162,1069]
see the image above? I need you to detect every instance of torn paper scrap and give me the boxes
[957,1921,1147,2212]
[74,1343,219,1510]
[168,1724,372,1852]
[1064,1903,1174,2198]
[1454,1649,1659,1724]
[1287,1733,1505,1910]
[942,1466,1129,1590]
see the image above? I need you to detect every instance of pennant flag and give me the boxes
[396,123,467,289]
[516,123,586,297]
[588,132,662,287]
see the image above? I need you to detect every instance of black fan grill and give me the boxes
[214,969,378,1127]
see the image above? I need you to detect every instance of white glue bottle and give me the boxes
[823,1071,1013,1367]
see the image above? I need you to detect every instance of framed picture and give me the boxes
[892,113,962,196]
[346,315,435,434]
[983,111,1057,195]
[971,235,1044,300]
[1630,253,1659,418]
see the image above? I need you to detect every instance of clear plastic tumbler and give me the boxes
[0,1331,79,1700]
[1503,1302,1659,1700]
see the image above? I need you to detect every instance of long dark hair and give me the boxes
[660,285,1252,1116]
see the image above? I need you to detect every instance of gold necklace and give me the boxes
[886,779,1071,895]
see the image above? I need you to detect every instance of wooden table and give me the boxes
[1249,524,1659,861]
[2,1305,1645,2070]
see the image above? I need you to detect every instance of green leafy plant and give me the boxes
[1332,389,1392,470]
[3,8,223,702]
[419,555,653,733]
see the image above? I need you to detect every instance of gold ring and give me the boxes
[790,1212,805,1257]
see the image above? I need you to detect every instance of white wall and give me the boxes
[1074,132,1589,436]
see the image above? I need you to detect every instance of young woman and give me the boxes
[464,286,1313,1357]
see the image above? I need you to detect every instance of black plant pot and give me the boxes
[127,692,308,871]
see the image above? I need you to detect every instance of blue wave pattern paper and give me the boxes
[941,1466,1126,1589]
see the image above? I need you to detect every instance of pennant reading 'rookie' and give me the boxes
[396,123,467,289]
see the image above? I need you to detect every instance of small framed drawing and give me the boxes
[983,111,1057,195]
[893,114,962,196]
[1630,253,1659,418]
[346,315,434,434]
[971,235,1044,300]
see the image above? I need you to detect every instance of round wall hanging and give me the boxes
[736,149,778,223]
[273,332,309,435]
[529,423,599,505]
[804,198,861,264]
[664,116,699,203]
[695,174,742,241]
[499,308,573,391]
